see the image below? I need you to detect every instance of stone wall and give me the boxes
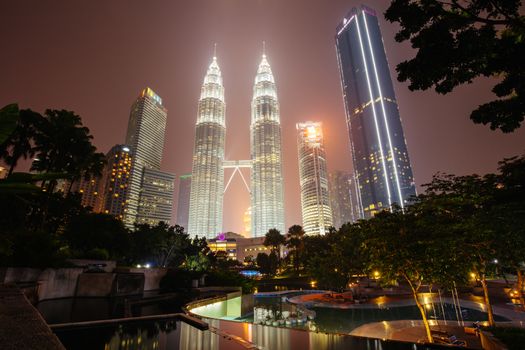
[38,268,85,300]
[128,267,167,291]
[1,267,166,302]
[75,273,116,297]
[0,267,42,284]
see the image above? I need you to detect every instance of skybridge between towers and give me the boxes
[223,160,252,194]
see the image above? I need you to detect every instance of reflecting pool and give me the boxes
[52,317,455,350]
[189,292,509,334]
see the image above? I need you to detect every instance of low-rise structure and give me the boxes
[207,232,280,262]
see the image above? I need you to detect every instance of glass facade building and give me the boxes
[250,53,285,237]
[123,87,170,228]
[188,56,226,238]
[176,174,191,231]
[335,6,416,218]
[296,122,333,235]
[136,168,175,226]
[329,170,358,228]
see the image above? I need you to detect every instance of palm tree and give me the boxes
[31,109,98,191]
[286,225,305,272]
[264,228,285,266]
[67,147,106,194]
[0,106,43,176]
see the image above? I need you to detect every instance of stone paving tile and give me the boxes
[0,284,65,350]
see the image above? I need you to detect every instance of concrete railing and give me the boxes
[0,266,168,302]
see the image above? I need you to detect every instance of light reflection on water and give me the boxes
[190,293,508,335]
[53,317,431,350]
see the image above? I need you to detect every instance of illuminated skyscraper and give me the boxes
[297,122,333,235]
[335,6,416,218]
[188,56,226,238]
[243,206,252,237]
[136,168,175,226]
[250,52,285,236]
[329,170,358,228]
[100,144,132,219]
[176,174,191,230]
[71,176,102,211]
[123,87,169,228]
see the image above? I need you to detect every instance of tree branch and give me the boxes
[437,0,512,26]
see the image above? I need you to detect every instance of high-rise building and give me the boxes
[242,206,251,238]
[329,170,357,228]
[123,87,169,228]
[296,122,333,235]
[71,176,102,211]
[188,56,226,238]
[99,144,132,220]
[136,168,175,226]
[176,174,191,230]
[250,52,285,236]
[335,6,416,218]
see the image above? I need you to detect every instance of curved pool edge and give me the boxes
[183,291,485,350]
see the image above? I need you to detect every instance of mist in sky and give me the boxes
[1,0,524,234]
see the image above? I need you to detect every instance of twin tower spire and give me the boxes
[188,46,285,238]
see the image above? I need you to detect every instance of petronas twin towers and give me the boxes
[188,51,285,239]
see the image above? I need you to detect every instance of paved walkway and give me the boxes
[351,320,483,348]
[0,284,65,350]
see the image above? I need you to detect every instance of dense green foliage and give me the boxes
[205,269,256,294]
[385,0,525,132]
[64,213,130,260]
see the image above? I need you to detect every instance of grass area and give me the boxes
[487,327,525,350]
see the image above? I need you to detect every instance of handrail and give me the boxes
[50,312,209,331]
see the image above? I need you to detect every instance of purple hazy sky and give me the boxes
[1,0,524,234]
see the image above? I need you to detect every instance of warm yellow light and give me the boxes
[373,271,380,278]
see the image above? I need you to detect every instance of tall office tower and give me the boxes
[71,176,102,211]
[329,170,357,228]
[188,56,226,238]
[99,144,132,220]
[335,6,416,218]
[250,52,285,237]
[243,207,252,238]
[136,168,175,226]
[176,174,191,230]
[123,87,168,228]
[296,122,333,235]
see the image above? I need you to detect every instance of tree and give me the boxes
[130,222,194,267]
[363,204,468,343]
[486,155,525,310]
[185,252,211,273]
[31,109,103,191]
[63,212,130,260]
[422,172,501,327]
[263,228,285,261]
[0,107,43,176]
[385,0,525,132]
[0,103,19,145]
[286,225,305,272]
[256,252,278,276]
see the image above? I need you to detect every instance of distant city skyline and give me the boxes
[2,0,524,233]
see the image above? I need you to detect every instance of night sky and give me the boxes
[1,0,524,234]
